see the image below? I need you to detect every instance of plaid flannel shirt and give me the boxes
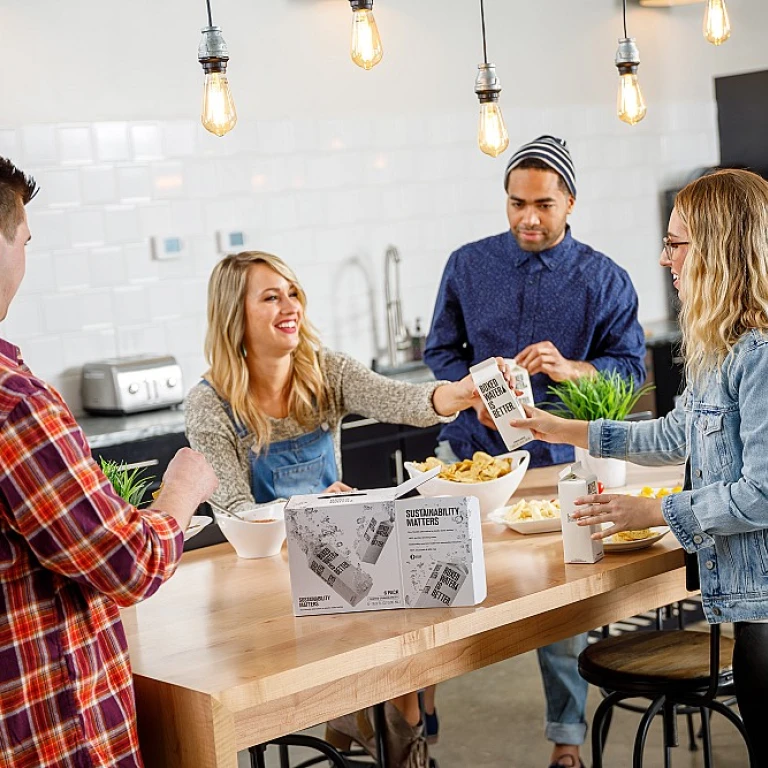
[0,338,184,767]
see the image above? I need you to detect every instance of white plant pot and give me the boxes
[573,447,627,489]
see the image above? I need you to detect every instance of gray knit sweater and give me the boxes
[185,348,453,513]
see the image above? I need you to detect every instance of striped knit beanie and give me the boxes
[503,135,577,198]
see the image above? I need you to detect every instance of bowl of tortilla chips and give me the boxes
[405,450,530,514]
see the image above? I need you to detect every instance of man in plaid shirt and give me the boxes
[0,157,219,767]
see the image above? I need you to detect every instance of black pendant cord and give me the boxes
[205,0,214,27]
[622,0,628,38]
[480,0,489,64]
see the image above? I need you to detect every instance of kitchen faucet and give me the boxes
[384,245,411,369]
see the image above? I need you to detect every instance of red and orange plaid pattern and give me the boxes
[0,338,183,767]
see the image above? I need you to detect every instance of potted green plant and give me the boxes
[99,458,155,506]
[545,371,655,488]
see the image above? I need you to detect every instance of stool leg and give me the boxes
[278,742,290,768]
[633,695,665,768]
[269,735,350,768]
[249,744,268,768]
[662,703,678,768]
[591,691,631,768]
[373,702,388,767]
[703,699,758,768]
[699,707,713,768]
[685,710,698,751]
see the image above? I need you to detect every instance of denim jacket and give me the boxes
[589,329,768,624]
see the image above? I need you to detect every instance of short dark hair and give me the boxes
[0,157,38,242]
[512,157,570,196]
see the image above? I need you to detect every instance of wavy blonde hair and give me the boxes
[676,169,768,384]
[204,251,329,452]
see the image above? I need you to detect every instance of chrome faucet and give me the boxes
[384,245,411,368]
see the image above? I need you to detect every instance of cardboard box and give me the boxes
[558,463,605,564]
[469,357,533,451]
[284,468,487,615]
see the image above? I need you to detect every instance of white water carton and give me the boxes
[558,463,604,564]
[469,357,533,451]
[284,468,487,616]
[504,358,534,407]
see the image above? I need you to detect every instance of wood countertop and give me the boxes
[125,461,688,767]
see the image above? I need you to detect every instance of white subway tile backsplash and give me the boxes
[43,293,85,334]
[104,205,140,244]
[162,121,198,158]
[112,286,150,326]
[9,104,719,409]
[137,203,172,239]
[69,209,106,247]
[20,336,66,381]
[58,126,93,165]
[81,166,118,204]
[151,162,186,199]
[53,250,90,291]
[117,165,152,202]
[28,209,70,251]
[131,123,163,162]
[0,129,19,161]
[124,242,158,283]
[22,125,58,165]
[94,123,130,162]
[35,169,81,208]
[89,247,127,287]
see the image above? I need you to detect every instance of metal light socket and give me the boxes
[475,63,502,104]
[350,0,374,10]
[615,37,641,76]
[199,25,230,74]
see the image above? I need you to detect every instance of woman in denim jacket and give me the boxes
[511,168,768,750]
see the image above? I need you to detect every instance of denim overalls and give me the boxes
[202,381,337,502]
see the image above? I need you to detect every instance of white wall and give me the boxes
[0,0,764,413]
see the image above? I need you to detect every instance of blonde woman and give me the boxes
[186,250,509,767]
[510,169,768,753]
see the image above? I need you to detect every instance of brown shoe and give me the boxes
[325,709,377,759]
[382,702,430,768]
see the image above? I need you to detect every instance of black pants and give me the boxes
[732,622,768,753]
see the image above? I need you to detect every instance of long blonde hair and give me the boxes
[675,169,768,383]
[204,251,329,451]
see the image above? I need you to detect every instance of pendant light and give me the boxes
[349,0,383,70]
[198,0,237,137]
[474,0,509,158]
[703,0,731,44]
[615,0,647,125]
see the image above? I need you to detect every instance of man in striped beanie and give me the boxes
[425,134,646,768]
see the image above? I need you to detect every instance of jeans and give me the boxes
[436,440,589,746]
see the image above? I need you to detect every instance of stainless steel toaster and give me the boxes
[81,355,184,415]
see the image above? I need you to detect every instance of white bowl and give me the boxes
[404,451,530,515]
[213,501,287,559]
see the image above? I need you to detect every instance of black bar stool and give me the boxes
[579,624,756,767]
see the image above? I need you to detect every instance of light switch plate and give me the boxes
[216,230,247,253]
[151,236,185,261]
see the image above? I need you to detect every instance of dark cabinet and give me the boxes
[340,416,442,490]
[90,433,225,552]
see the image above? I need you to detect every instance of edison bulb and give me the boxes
[617,73,647,125]
[351,9,383,70]
[478,102,509,158]
[201,71,237,137]
[704,0,731,45]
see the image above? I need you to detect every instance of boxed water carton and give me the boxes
[284,468,487,616]
[504,358,534,407]
[558,463,605,564]
[469,357,533,451]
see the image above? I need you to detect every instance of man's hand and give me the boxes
[152,448,218,530]
[515,341,596,382]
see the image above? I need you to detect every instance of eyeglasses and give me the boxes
[662,236,690,260]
